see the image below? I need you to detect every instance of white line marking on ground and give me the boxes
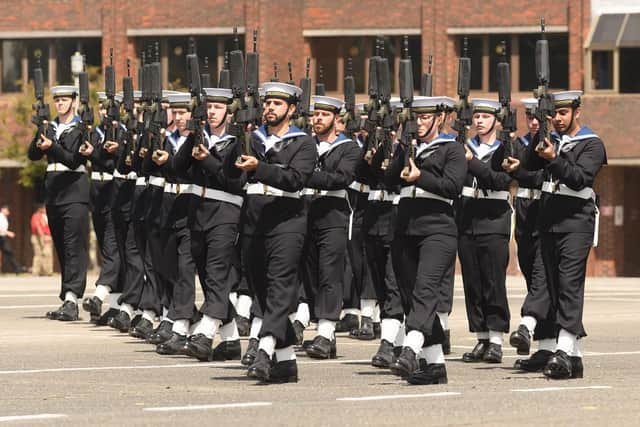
[511,386,611,393]
[143,402,272,412]
[337,392,460,402]
[0,304,58,309]
[0,294,56,298]
[0,413,67,422]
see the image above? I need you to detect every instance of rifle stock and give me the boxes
[453,38,472,145]
[533,18,554,151]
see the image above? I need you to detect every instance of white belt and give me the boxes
[516,187,542,200]
[113,170,138,180]
[300,188,348,199]
[246,183,300,199]
[541,182,595,200]
[135,177,147,186]
[46,163,86,173]
[164,183,192,195]
[461,186,510,200]
[189,184,244,207]
[148,176,166,188]
[399,186,453,205]
[91,172,113,181]
[348,181,370,193]
[367,190,395,202]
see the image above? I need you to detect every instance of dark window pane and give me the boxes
[459,36,483,90]
[312,38,338,92]
[620,48,640,93]
[27,40,49,86]
[408,36,422,94]
[2,40,24,92]
[489,35,511,92]
[344,37,367,93]
[519,33,568,91]
[591,50,614,90]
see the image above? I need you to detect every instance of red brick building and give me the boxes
[1,0,639,275]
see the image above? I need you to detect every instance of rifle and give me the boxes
[375,40,393,170]
[148,42,167,158]
[103,48,120,144]
[363,39,381,162]
[186,38,208,156]
[77,60,94,149]
[421,55,433,96]
[343,57,361,137]
[122,59,137,165]
[218,52,230,88]
[452,37,472,145]
[533,17,554,151]
[315,65,326,96]
[292,58,312,134]
[31,56,50,140]
[228,27,262,162]
[496,40,517,167]
[397,36,417,177]
[201,56,212,88]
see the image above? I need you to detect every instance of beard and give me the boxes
[313,122,333,138]
[265,111,288,127]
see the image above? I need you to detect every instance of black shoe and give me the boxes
[45,303,64,320]
[462,339,489,363]
[335,313,359,333]
[147,320,174,345]
[371,339,395,368]
[509,325,531,355]
[264,359,298,383]
[301,339,314,351]
[373,322,381,339]
[130,318,154,340]
[108,311,131,332]
[390,347,418,377]
[156,332,188,355]
[241,338,259,366]
[247,349,273,380]
[442,330,451,355]
[236,315,250,337]
[483,343,503,363]
[514,349,553,372]
[95,308,119,326]
[293,320,305,346]
[82,296,102,316]
[407,363,448,385]
[305,335,337,359]
[47,301,79,321]
[570,356,584,379]
[130,314,143,329]
[184,333,213,361]
[349,316,375,340]
[543,350,573,379]
[211,340,242,361]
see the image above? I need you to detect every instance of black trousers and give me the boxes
[244,232,305,348]
[364,233,404,321]
[458,233,510,333]
[161,226,196,321]
[343,221,367,310]
[393,234,455,346]
[540,232,592,338]
[92,209,120,290]
[47,203,89,300]
[191,223,238,322]
[437,260,455,315]
[0,236,20,273]
[147,223,173,311]
[516,232,555,339]
[116,217,145,308]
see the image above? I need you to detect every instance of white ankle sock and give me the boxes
[489,330,503,345]
[120,303,133,318]
[94,285,111,302]
[557,329,577,354]
[424,344,446,364]
[360,299,376,318]
[162,306,170,322]
[394,323,406,347]
[405,330,425,354]
[172,319,189,336]
[142,310,155,323]
[288,313,296,324]
[64,292,78,304]
[477,331,489,340]
[572,339,584,358]
[108,293,121,310]
[193,315,222,339]
[235,294,252,319]
[538,338,556,352]
[520,316,537,334]
[380,318,401,343]
[317,319,336,340]
[274,345,296,361]
[249,317,263,340]
[295,303,310,327]
[342,308,360,317]
[218,320,240,341]
[372,304,381,323]
[436,312,449,330]
[228,292,238,308]
[258,335,276,357]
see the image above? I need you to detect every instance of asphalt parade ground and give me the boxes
[0,275,639,426]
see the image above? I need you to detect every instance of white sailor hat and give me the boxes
[521,98,538,113]
[133,90,142,101]
[115,93,123,103]
[356,103,366,115]
[50,85,78,98]
[412,96,448,113]
[167,92,191,109]
[97,91,107,102]
[309,103,315,114]
[438,96,456,111]
[390,97,403,111]
[204,87,233,103]
[162,90,180,103]
[261,82,302,102]
[312,95,343,113]
[552,90,582,108]
[99,92,123,103]
[472,98,501,114]
[258,86,266,99]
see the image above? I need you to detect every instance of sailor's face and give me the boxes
[173,108,191,132]
[54,96,73,115]
[416,113,436,138]
[526,114,539,134]
[472,112,495,135]
[312,110,335,136]
[335,116,346,134]
[552,107,579,134]
[207,102,227,128]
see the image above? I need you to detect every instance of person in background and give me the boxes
[1,204,27,274]
[31,205,53,276]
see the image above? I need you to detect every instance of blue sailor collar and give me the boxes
[253,124,307,143]
[51,115,81,129]
[467,135,501,162]
[316,132,352,157]
[552,126,600,153]
[95,126,105,143]
[416,133,455,157]
[518,133,533,147]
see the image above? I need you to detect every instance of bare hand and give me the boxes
[6,231,15,239]
[138,147,148,158]
[502,157,520,172]
[401,158,421,183]
[104,141,119,154]
[38,133,53,150]
[464,145,473,161]
[537,137,556,161]
[235,155,259,171]
[152,149,169,165]
[192,144,210,161]
[79,141,94,156]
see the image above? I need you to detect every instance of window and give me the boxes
[2,40,24,92]
[463,37,483,91]
[489,36,511,93]
[55,38,102,85]
[591,50,614,90]
[518,34,568,91]
[620,48,640,93]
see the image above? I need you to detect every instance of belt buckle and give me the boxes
[176,183,181,194]
[474,187,480,199]
[314,189,321,198]
[263,184,269,195]
[359,183,365,192]
[412,186,416,198]
[378,191,384,202]
[201,186,206,198]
